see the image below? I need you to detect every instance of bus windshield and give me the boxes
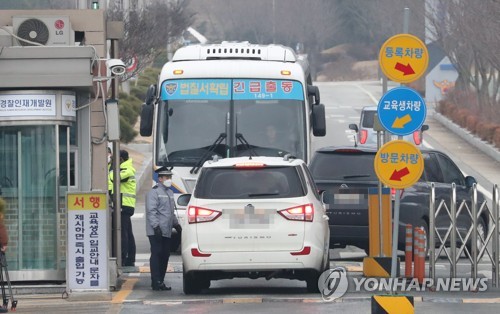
[234,99,305,159]
[156,79,306,166]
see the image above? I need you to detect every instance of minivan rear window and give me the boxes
[362,110,376,128]
[194,166,305,199]
[311,152,378,181]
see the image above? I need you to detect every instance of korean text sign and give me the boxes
[67,192,108,291]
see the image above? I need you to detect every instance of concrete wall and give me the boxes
[0,9,109,193]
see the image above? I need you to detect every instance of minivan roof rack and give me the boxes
[283,153,296,161]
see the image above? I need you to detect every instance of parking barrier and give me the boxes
[413,227,421,282]
[417,228,426,284]
[405,224,413,278]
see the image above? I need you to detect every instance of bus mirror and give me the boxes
[307,85,320,105]
[145,84,157,106]
[312,104,326,136]
[140,103,154,136]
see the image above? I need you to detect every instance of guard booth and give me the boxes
[0,10,110,282]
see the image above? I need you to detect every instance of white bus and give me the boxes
[140,42,325,199]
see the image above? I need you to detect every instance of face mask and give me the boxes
[108,156,112,163]
[163,179,172,188]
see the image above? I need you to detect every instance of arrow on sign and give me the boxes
[390,167,410,181]
[392,114,412,128]
[395,62,415,76]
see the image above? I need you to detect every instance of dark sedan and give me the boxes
[309,146,489,254]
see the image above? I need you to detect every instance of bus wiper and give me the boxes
[236,133,258,156]
[190,133,226,174]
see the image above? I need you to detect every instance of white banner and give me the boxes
[67,192,108,291]
[0,94,56,116]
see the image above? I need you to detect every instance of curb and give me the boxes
[14,294,500,309]
[432,112,500,164]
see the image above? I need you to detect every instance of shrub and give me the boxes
[493,128,500,149]
[451,108,468,127]
[119,115,138,143]
[476,123,499,143]
[465,115,479,133]
[437,100,451,115]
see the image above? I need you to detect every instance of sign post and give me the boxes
[375,32,428,280]
[377,90,427,279]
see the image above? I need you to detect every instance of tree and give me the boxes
[0,0,74,9]
[107,0,193,81]
[426,0,500,109]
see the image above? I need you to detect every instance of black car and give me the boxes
[309,146,489,254]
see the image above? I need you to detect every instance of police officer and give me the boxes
[111,149,137,267]
[145,167,182,291]
[107,147,113,196]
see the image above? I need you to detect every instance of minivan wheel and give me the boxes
[306,271,320,293]
[183,270,202,295]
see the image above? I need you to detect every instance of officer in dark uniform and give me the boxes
[145,167,182,291]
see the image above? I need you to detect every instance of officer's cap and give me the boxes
[155,166,173,177]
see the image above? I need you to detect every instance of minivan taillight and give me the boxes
[391,188,404,200]
[413,131,422,145]
[278,204,314,222]
[360,130,368,144]
[188,206,222,224]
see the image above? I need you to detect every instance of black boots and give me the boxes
[152,282,171,291]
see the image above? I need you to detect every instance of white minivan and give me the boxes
[178,156,330,294]
[349,106,429,147]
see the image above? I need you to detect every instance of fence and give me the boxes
[429,183,499,287]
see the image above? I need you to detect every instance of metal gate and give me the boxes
[429,183,499,287]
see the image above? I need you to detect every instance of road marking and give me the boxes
[463,298,500,304]
[353,83,378,105]
[112,277,138,304]
[132,213,144,219]
[223,298,263,304]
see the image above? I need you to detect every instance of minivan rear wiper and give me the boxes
[343,174,372,179]
[248,192,280,197]
[190,133,226,174]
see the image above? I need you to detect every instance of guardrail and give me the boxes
[429,183,500,287]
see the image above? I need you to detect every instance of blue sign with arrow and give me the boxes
[377,86,427,136]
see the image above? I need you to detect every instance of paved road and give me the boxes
[11,80,500,313]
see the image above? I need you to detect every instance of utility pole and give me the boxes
[110,39,122,268]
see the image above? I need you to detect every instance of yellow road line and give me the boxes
[112,278,138,304]
[463,298,500,304]
[222,298,263,304]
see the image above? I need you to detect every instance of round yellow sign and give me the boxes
[379,34,429,84]
[374,140,424,189]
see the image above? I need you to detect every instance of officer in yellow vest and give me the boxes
[111,149,137,267]
[107,147,113,196]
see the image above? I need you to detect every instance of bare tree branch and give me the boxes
[107,0,194,80]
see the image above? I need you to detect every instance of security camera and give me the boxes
[106,59,127,76]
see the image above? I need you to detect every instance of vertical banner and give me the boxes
[67,192,108,292]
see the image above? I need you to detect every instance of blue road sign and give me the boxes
[377,87,427,136]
